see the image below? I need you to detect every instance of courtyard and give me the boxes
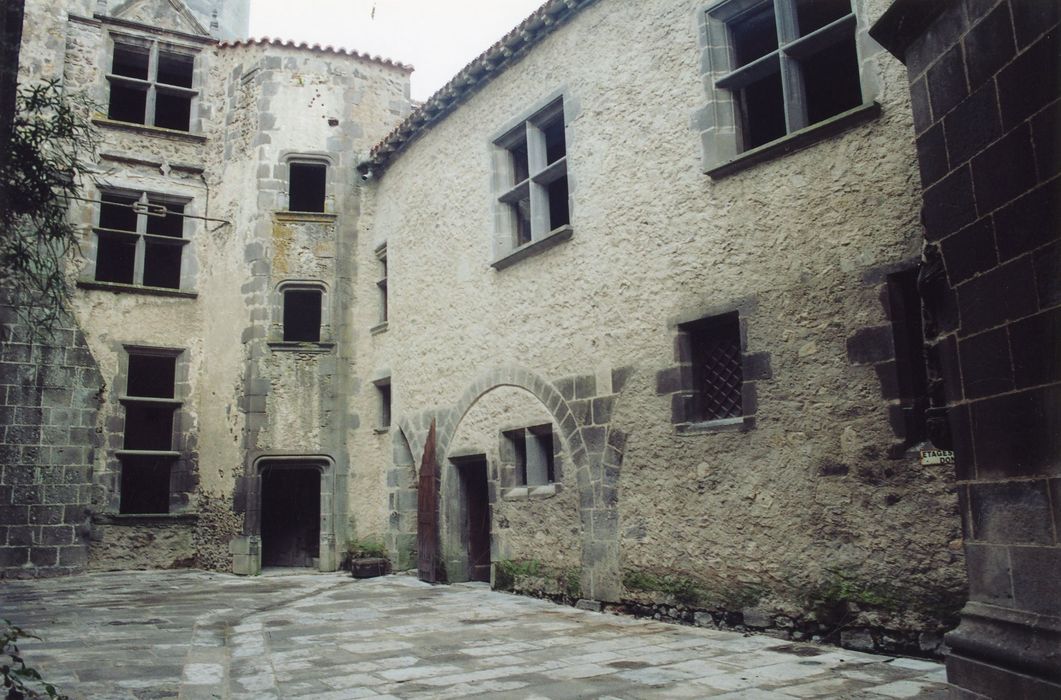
[0,570,950,699]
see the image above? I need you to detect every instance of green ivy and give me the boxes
[2,619,68,700]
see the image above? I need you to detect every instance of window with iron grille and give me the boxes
[683,312,743,421]
[107,36,197,132]
[707,0,863,152]
[94,191,189,290]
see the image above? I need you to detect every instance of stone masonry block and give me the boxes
[591,396,614,425]
[846,325,895,365]
[574,374,596,400]
[969,479,1054,545]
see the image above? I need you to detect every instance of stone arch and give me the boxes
[437,364,623,600]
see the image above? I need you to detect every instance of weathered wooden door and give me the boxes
[417,420,441,583]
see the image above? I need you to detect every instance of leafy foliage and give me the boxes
[341,537,389,568]
[0,79,97,335]
[1,619,68,700]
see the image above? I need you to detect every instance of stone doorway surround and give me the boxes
[230,454,338,575]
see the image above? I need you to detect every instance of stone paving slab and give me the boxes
[0,570,950,699]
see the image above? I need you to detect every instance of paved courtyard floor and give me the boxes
[1,570,949,699]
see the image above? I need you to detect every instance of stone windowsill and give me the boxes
[675,416,754,435]
[267,340,335,353]
[92,117,207,143]
[370,321,389,335]
[93,512,199,525]
[77,279,198,299]
[373,426,391,434]
[491,225,573,271]
[273,211,338,223]
[706,102,882,180]
[502,483,560,501]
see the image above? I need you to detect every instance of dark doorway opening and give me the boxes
[457,456,491,582]
[261,467,320,567]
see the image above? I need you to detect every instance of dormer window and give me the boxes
[107,37,197,132]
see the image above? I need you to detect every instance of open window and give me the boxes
[288,162,327,213]
[283,289,322,342]
[93,190,189,291]
[107,36,197,132]
[272,281,331,348]
[119,349,182,514]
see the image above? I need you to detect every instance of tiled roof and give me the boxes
[361,0,599,176]
[216,37,414,73]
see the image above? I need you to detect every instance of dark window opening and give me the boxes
[739,70,786,150]
[511,139,529,184]
[283,289,322,342]
[145,201,184,237]
[547,176,569,230]
[99,193,138,231]
[377,382,391,428]
[288,163,327,212]
[508,429,528,485]
[543,118,566,164]
[795,0,850,36]
[888,268,928,444]
[731,4,778,67]
[123,403,176,450]
[512,197,532,246]
[119,456,171,514]
[142,241,182,288]
[127,354,176,398]
[157,51,194,87]
[801,36,862,125]
[107,82,147,124]
[153,91,191,131]
[94,233,136,284]
[112,45,149,79]
[684,312,743,422]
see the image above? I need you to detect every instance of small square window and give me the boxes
[289,162,327,213]
[682,312,743,422]
[119,456,171,515]
[283,289,322,342]
[505,425,555,487]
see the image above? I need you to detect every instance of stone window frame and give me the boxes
[104,30,201,133]
[499,423,563,501]
[81,186,197,297]
[489,90,574,270]
[371,243,389,335]
[374,376,392,432]
[696,0,883,178]
[268,280,334,351]
[108,344,195,517]
[658,301,772,434]
[281,153,335,216]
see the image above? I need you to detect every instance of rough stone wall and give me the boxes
[0,304,102,578]
[872,0,1060,694]
[365,0,964,648]
[442,387,581,579]
[22,3,411,572]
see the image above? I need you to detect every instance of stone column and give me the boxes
[871,2,1060,697]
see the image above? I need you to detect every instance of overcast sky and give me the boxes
[248,0,547,101]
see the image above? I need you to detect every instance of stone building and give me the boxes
[3,0,1054,687]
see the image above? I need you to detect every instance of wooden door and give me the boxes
[417,420,441,583]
